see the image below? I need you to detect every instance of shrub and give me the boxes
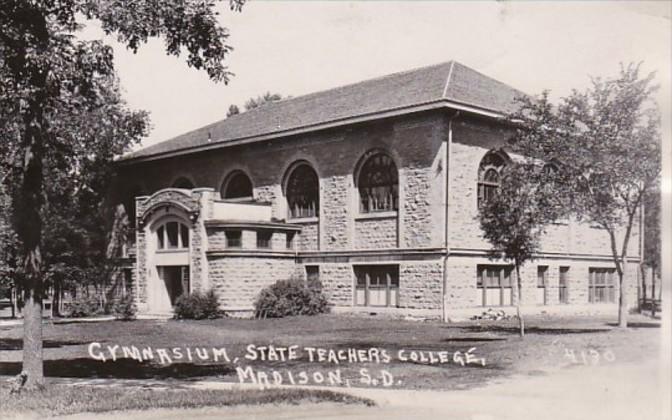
[254,279,329,318]
[113,294,136,321]
[174,290,220,320]
[66,295,101,318]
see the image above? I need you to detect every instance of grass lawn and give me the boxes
[0,382,373,418]
[0,312,661,393]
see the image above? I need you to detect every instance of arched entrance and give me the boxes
[148,215,191,312]
[147,215,192,313]
[137,188,200,315]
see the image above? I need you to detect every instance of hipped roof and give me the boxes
[121,61,526,163]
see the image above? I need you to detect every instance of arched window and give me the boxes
[285,162,319,219]
[172,177,194,189]
[221,171,253,200]
[156,220,190,250]
[357,152,398,213]
[478,151,506,206]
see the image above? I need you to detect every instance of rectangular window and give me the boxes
[286,232,295,250]
[537,266,548,305]
[225,230,242,248]
[354,265,399,308]
[257,231,272,249]
[476,265,513,307]
[589,268,616,303]
[559,266,569,304]
[306,265,320,289]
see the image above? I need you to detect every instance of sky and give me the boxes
[87,0,671,149]
[86,1,672,304]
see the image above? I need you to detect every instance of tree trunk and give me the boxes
[651,274,656,318]
[53,279,60,317]
[515,264,524,338]
[16,92,47,389]
[617,269,627,328]
[22,268,44,389]
[638,264,646,314]
[10,285,16,319]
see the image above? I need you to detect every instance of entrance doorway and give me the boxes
[158,266,190,306]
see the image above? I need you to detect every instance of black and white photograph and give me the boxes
[0,1,670,419]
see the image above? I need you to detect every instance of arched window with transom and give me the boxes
[477,151,507,207]
[155,220,190,250]
[285,162,319,219]
[357,151,398,213]
[172,177,194,189]
[221,170,253,200]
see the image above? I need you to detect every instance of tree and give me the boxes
[227,104,240,117]
[642,179,661,316]
[244,91,282,110]
[508,63,661,328]
[0,0,244,389]
[479,162,562,337]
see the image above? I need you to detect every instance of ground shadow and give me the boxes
[0,358,235,380]
[606,322,660,329]
[441,337,506,343]
[0,339,90,351]
[456,326,611,335]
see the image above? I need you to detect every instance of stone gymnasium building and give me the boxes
[113,61,640,319]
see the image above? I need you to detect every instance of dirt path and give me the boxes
[46,356,667,420]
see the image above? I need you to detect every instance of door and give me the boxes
[158,265,190,306]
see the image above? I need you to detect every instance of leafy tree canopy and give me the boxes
[479,161,563,267]
[507,63,661,327]
[244,91,283,110]
[0,0,245,388]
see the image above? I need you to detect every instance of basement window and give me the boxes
[588,268,616,303]
[354,265,399,307]
[476,265,513,307]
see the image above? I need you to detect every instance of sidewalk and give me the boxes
[49,358,669,420]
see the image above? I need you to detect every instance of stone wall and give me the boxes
[449,116,641,259]
[314,263,353,306]
[297,221,319,251]
[208,256,296,311]
[117,111,448,254]
[120,109,643,315]
[354,216,398,249]
[445,255,639,309]
[134,196,149,310]
[398,261,443,310]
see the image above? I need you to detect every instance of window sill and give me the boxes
[156,248,189,253]
[355,211,398,221]
[288,216,319,224]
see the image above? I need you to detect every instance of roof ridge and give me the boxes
[447,61,529,97]
[441,60,456,98]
